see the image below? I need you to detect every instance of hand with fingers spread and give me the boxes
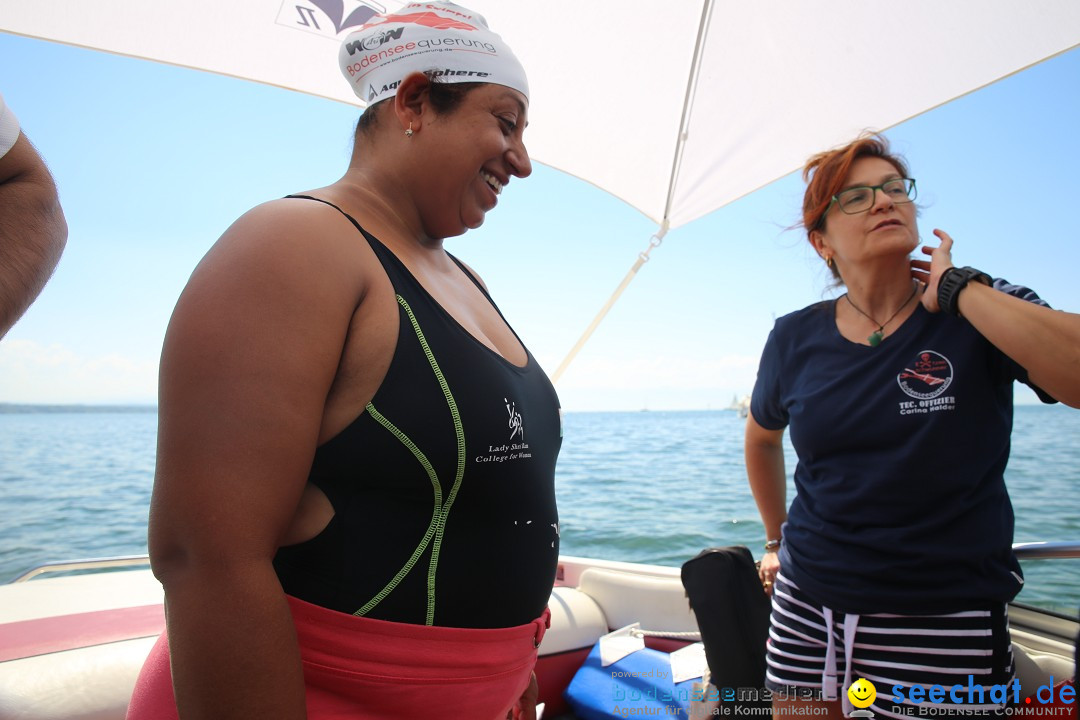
[911,228,955,313]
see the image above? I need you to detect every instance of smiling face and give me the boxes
[413,82,531,239]
[847,678,877,708]
[810,156,918,274]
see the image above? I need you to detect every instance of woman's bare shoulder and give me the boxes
[188,197,378,300]
[221,196,365,256]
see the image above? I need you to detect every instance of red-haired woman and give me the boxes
[746,134,1080,720]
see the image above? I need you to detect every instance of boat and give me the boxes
[2,543,1076,719]
[726,395,751,419]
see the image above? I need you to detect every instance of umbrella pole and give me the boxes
[550,226,668,385]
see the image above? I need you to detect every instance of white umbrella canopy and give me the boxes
[3,0,1079,231]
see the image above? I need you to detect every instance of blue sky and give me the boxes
[1,34,1078,411]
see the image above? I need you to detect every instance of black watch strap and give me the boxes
[938,266,991,316]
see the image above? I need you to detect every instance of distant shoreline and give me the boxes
[0,404,157,414]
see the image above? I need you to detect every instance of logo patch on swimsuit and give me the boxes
[897,350,954,400]
[505,397,524,441]
[474,398,530,465]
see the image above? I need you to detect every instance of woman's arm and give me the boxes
[915,229,1080,408]
[953,284,1080,408]
[745,411,787,540]
[745,411,787,592]
[148,201,366,719]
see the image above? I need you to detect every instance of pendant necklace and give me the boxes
[844,282,919,347]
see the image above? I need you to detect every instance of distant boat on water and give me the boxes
[726,394,751,419]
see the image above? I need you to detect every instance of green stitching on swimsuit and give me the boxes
[352,402,442,618]
[353,295,466,625]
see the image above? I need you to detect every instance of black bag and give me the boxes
[680,546,771,706]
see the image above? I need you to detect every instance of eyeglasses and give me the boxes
[816,178,917,229]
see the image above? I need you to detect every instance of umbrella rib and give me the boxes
[661,0,717,228]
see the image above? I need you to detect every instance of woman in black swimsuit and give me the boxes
[129,5,559,719]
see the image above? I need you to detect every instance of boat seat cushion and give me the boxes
[0,636,156,720]
[1013,641,1075,695]
[576,567,698,634]
[541,585,609,655]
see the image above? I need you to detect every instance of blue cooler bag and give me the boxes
[564,641,698,719]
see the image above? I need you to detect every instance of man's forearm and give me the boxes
[0,133,68,338]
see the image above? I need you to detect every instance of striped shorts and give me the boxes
[765,573,1014,719]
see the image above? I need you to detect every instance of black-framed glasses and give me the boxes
[816,178,917,229]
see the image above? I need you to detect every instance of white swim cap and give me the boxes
[339,2,528,106]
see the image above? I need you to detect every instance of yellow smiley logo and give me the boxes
[847,678,876,709]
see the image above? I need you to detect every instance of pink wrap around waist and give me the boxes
[126,594,550,720]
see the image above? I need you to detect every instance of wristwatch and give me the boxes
[764,539,781,553]
[937,266,991,316]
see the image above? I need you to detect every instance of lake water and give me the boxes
[1,405,1078,613]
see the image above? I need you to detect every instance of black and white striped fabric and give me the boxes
[765,573,1014,719]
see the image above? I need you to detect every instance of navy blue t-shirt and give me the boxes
[750,281,1055,614]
